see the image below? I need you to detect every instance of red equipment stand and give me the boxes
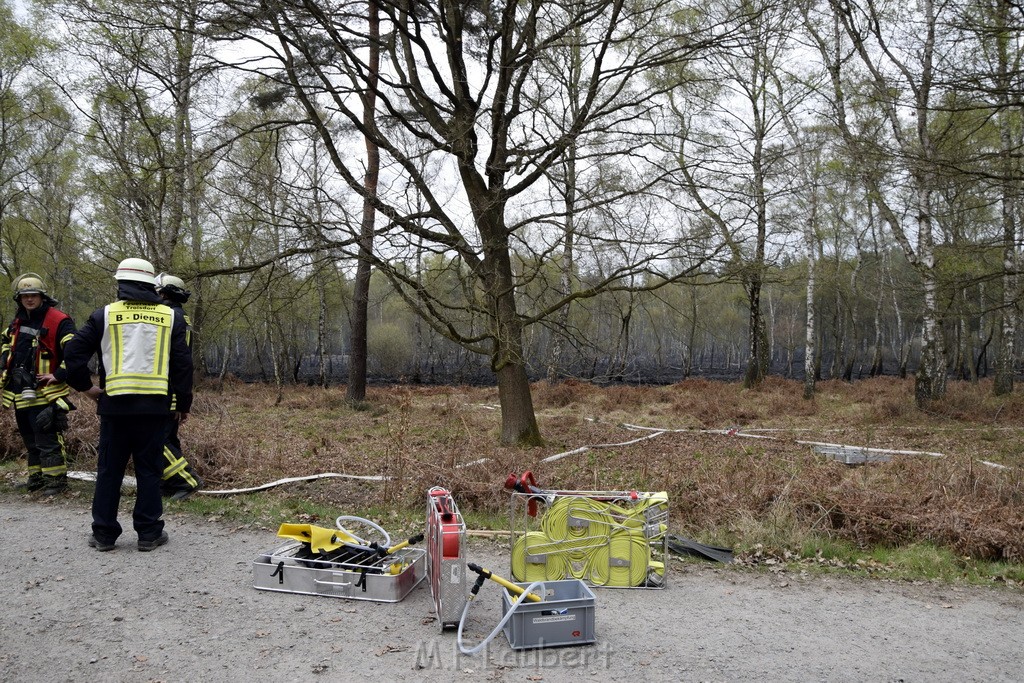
[427,487,467,630]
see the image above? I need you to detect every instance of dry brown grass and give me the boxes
[3,376,1023,560]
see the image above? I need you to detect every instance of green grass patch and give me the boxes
[461,509,509,531]
[870,543,1024,584]
[771,536,1024,585]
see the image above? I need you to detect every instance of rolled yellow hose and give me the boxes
[541,497,612,563]
[518,493,669,587]
[512,532,562,582]
[587,530,651,587]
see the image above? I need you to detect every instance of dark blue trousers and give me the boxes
[91,414,167,543]
[161,417,201,493]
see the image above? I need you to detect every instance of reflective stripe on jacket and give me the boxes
[1,306,73,408]
[168,307,192,412]
[101,301,174,396]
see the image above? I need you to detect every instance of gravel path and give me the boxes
[1,492,1022,682]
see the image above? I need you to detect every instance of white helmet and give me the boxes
[114,258,157,285]
[12,273,47,296]
[156,272,191,303]
[156,273,186,291]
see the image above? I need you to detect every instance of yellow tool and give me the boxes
[276,523,359,553]
[370,533,424,557]
[278,524,422,558]
[468,562,543,602]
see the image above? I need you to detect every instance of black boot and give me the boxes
[39,475,69,497]
[167,474,204,501]
[16,473,45,492]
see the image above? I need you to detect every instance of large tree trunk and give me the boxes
[346,0,380,402]
[743,59,769,390]
[178,2,205,377]
[317,277,327,387]
[496,362,541,446]
[994,239,1017,395]
[483,235,542,446]
[744,100,768,389]
[347,254,371,399]
[916,284,946,402]
[743,277,769,389]
[914,179,946,404]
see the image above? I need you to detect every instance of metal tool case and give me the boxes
[509,490,669,589]
[427,487,468,630]
[253,541,425,602]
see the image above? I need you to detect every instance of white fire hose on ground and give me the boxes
[456,563,546,656]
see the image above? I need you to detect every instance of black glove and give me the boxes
[36,404,69,433]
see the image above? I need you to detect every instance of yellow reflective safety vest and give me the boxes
[101,301,174,396]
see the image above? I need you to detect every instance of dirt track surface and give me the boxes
[1,492,1022,682]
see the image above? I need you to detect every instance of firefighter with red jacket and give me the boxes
[0,274,77,496]
[64,258,193,552]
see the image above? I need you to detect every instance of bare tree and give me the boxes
[209,0,728,444]
[346,0,381,402]
[672,0,806,388]
[807,0,954,404]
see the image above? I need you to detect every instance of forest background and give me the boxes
[0,0,1023,578]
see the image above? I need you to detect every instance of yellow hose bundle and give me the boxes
[636,492,670,538]
[608,492,669,537]
[540,497,613,561]
[605,502,645,532]
[511,532,568,582]
[513,492,667,587]
[566,557,588,580]
[633,491,669,511]
[586,529,651,587]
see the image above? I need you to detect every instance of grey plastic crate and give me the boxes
[500,579,596,649]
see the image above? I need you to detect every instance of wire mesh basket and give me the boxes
[509,490,668,589]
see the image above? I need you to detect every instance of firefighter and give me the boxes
[0,274,77,496]
[155,272,203,500]
[64,258,193,552]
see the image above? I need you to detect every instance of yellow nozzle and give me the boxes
[468,563,543,602]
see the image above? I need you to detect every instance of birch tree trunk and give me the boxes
[993,0,1018,395]
[810,0,947,404]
